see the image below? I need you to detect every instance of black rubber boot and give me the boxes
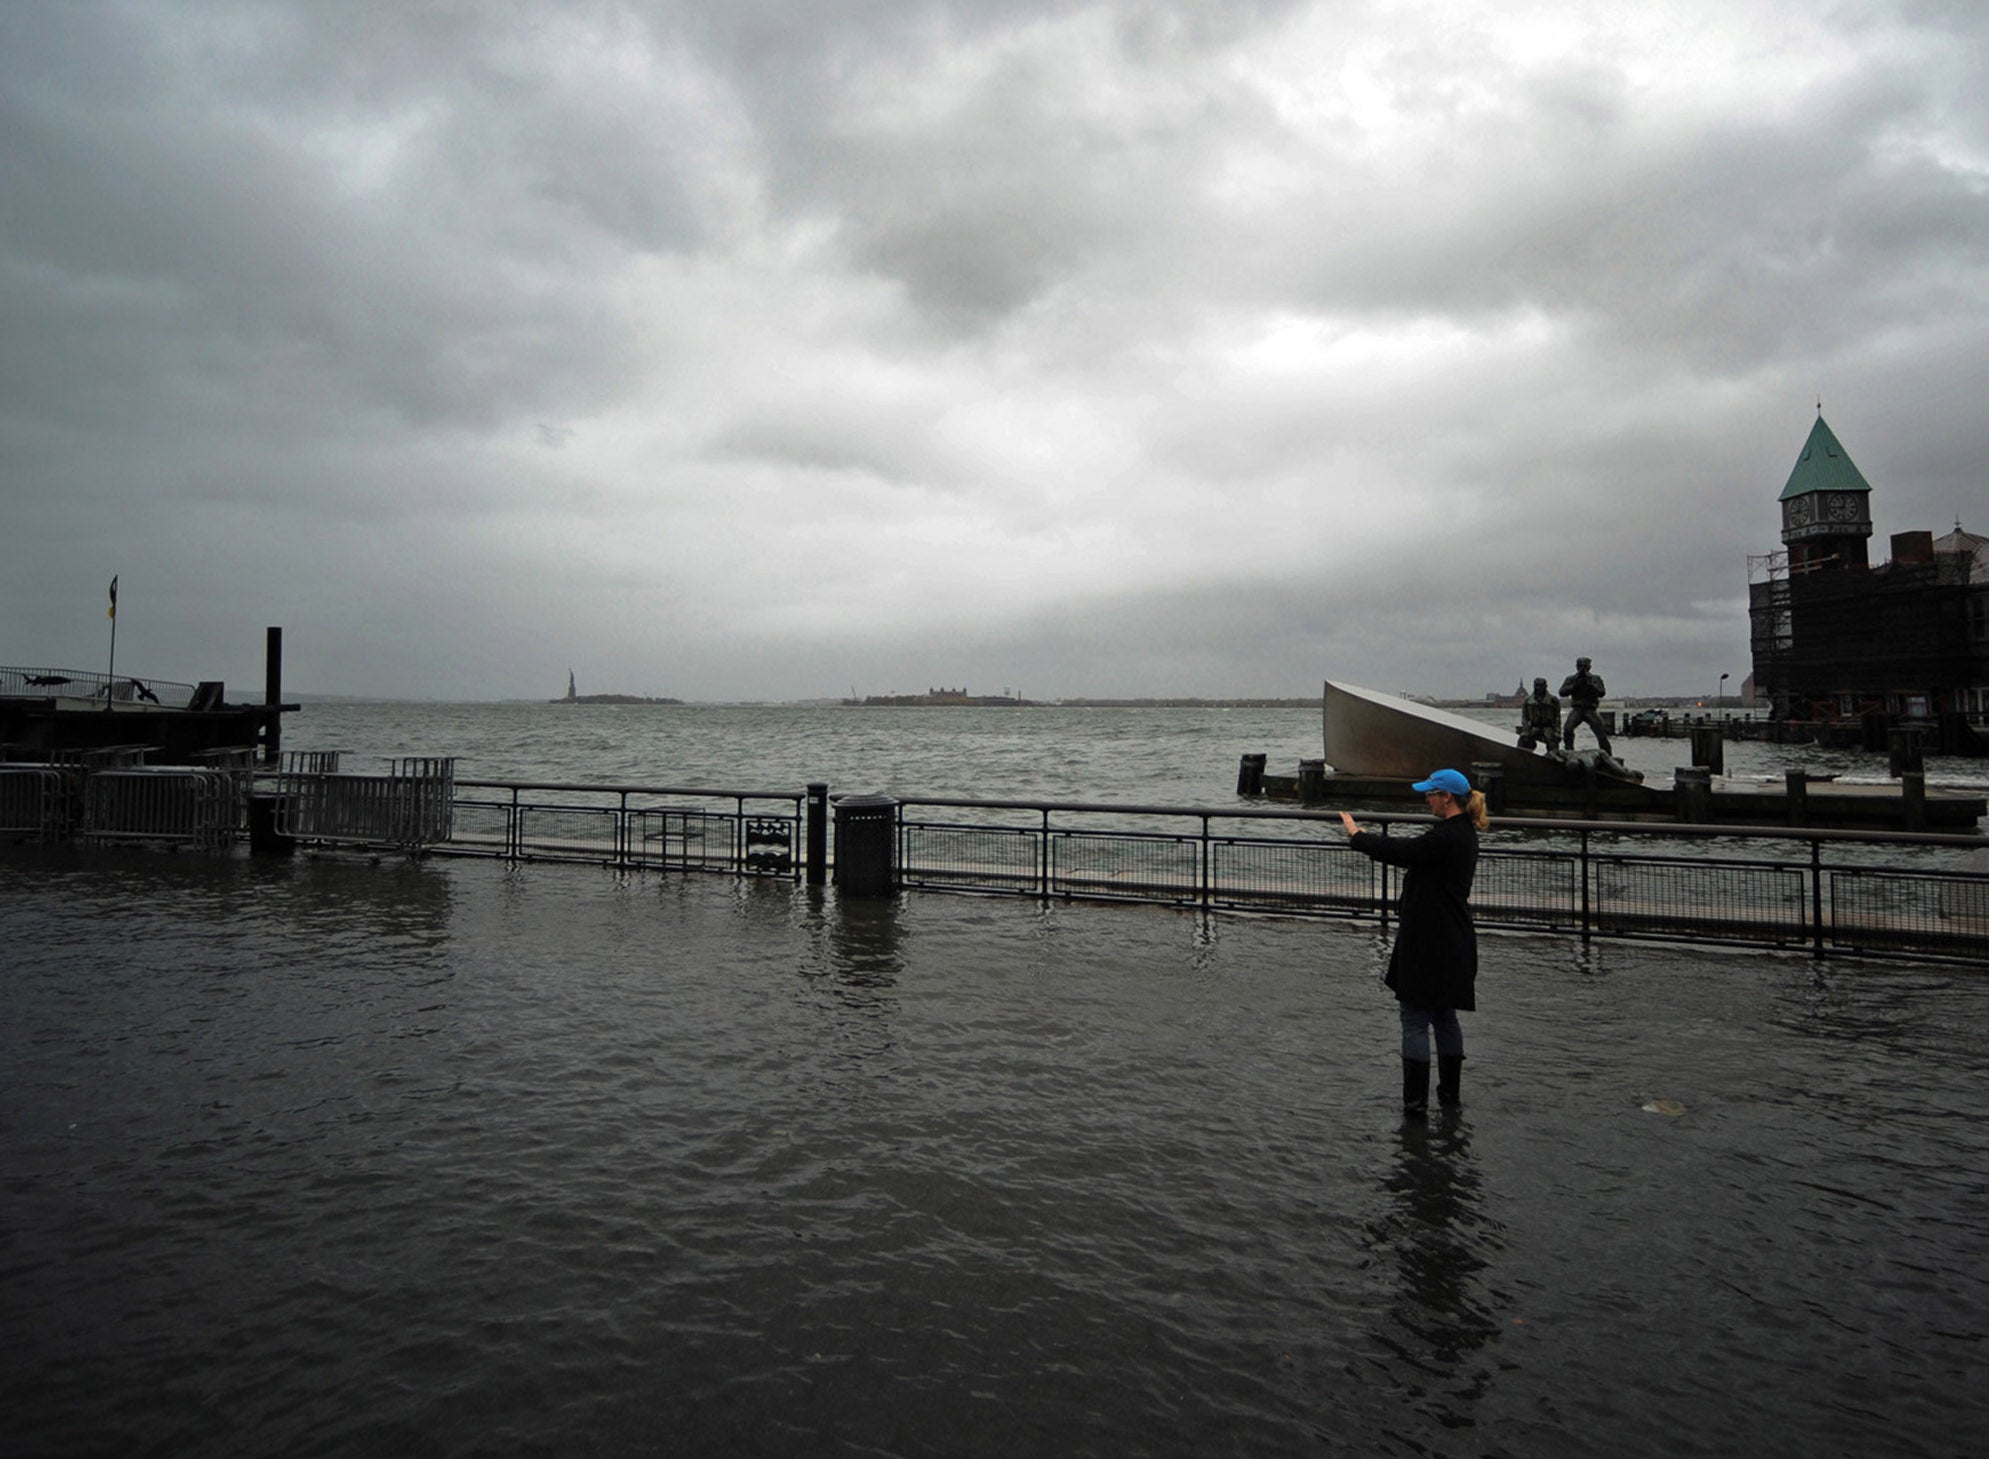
[1402,1058,1430,1118]
[1437,1054,1464,1108]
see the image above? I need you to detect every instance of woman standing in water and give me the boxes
[1339,768,1486,1117]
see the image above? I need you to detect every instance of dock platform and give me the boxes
[1255,769,1986,832]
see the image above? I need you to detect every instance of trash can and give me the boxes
[834,794,898,896]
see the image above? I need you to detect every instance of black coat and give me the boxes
[1349,813,1479,1010]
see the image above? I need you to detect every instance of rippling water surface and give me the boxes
[282,700,1340,804]
[5,839,1986,1458]
[287,698,1989,817]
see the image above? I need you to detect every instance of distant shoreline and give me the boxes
[1032,697,1319,709]
[284,693,1744,710]
[550,694,685,706]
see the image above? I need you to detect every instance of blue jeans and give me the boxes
[1399,1003,1463,1062]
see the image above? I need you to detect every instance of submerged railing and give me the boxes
[442,779,806,875]
[276,757,456,849]
[373,782,1987,965]
[1,746,255,845]
[4,765,1984,964]
[882,796,1989,963]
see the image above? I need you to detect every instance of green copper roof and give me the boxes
[1779,415,1873,500]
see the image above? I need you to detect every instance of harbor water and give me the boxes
[5,703,1987,1456]
[246,698,1989,806]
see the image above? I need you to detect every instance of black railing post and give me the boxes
[806,783,829,884]
[791,795,804,880]
[1040,808,1052,901]
[1378,825,1392,932]
[1810,838,1825,958]
[1200,813,1212,908]
[1580,827,1593,942]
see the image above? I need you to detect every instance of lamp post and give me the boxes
[1718,672,1730,717]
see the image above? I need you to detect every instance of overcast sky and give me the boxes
[4,0,1984,702]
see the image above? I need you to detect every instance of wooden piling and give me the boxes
[1785,770,1808,827]
[262,626,283,766]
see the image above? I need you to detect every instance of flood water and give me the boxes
[5,838,1986,1458]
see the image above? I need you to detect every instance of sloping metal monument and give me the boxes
[1323,679,1638,786]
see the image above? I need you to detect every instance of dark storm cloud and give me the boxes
[3,1,1985,701]
[2,0,702,465]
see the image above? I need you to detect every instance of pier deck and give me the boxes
[1256,769,1986,832]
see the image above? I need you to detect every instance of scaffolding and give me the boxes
[1749,545,1986,718]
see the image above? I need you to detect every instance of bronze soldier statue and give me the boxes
[1517,677,1560,750]
[1558,657,1613,755]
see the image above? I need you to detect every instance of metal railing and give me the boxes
[438,779,804,875]
[0,665,201,707]
[398,781,1989,962]
[396,784,1987,961]
[6,765,1984,964]
[880,796,1989,965]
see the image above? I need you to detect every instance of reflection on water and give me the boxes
[1385,1122,1505,1359]
[823,890,905,992]
[1363,1119,1507,1436]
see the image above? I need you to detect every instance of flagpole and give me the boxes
[106,575,118,707]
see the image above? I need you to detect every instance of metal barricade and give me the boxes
[0,766,69,840]
[192,746,258,835]
[275,757,456,848]
[82,767,236,850]
[281,750,342,774]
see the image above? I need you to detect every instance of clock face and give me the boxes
[1786,497,1813,527]
[1827,492,1861,522]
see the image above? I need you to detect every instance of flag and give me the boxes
[108,575,118,620]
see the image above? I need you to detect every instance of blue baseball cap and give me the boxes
[1412,769,1472,797]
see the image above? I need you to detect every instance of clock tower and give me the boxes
[1777,413,1872,571]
